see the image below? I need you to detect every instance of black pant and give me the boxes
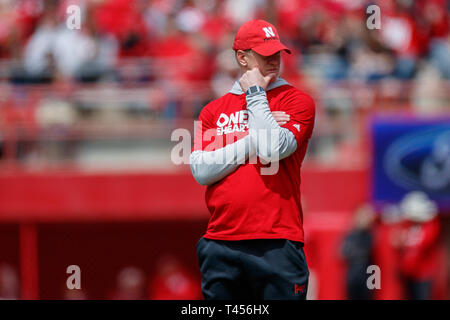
[196,238,309,300]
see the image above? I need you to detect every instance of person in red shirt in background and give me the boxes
[394,191,441,300]
[92,0,150,57]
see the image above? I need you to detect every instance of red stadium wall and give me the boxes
[0,167,447,299]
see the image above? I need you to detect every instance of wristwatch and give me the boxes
[245,85,265,95]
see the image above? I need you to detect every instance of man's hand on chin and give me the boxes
[239,67,276,93]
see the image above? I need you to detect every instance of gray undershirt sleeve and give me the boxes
[246,91,297,162]
[190,89,297,186]
[190,135,256,186]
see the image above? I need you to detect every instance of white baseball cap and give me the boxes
[400,191,438,222]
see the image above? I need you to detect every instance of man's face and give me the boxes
[243,50,281,80]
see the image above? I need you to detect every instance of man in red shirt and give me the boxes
[396,191,441,300]
[190,19,315,300]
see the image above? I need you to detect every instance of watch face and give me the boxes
[246,86,263,95]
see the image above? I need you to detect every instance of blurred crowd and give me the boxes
[0,0,448,97]
[0,0,449,168]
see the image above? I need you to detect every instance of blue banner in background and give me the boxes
[372,115,450,212]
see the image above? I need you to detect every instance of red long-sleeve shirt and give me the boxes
[398,217,441,280]
[192,81,315,242]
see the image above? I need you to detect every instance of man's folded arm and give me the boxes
[246,91,297,162]
[190,135,255,186]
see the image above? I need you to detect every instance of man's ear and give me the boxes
[236,50,248,67]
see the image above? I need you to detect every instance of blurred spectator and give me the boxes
[0,0,43,59]
[175,0,206,34]
[149,254,201,300]
[210,48,239,98]
[0,263,20,300]
[429,36,450,80]
[224,0,262,26]
[92,0,149,57]
[341,203,377,300]
[379,1,420,79]
[395,191,441,300]
[108,266,147,300]
[9,0,59,83]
